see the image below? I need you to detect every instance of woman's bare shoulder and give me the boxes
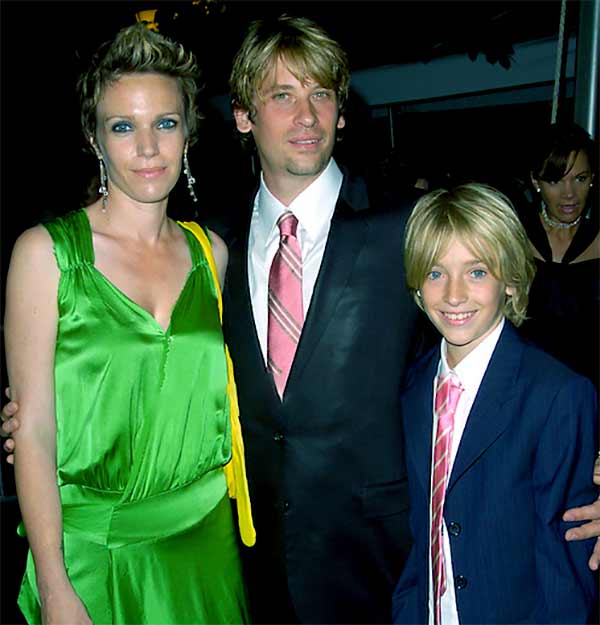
[10,224,54,263]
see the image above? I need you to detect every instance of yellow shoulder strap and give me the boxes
[179,221,256,547]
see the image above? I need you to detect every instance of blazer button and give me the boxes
[455,575,468,590]
[273,431,284,442]
[448,521,461,536]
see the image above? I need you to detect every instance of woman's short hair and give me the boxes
[530,122,596,183]
[78,23,202,149]
[229,14,350,123]
[404,183,536,327]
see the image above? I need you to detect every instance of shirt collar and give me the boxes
[255,158,343,246]
[439,317,505,396]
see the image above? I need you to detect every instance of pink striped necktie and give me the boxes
[267,211,303,397]
[431,372,464,625]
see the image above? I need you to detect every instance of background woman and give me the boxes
[4,23,252,624]
[517,121,598,388]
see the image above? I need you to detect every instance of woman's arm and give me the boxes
[4,226,91,624]
[207,228,229,289]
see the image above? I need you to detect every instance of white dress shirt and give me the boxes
[429,318,505,625]
[247,159,343,362]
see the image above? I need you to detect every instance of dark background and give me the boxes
[0,0,579,236]
[0,1,585,622]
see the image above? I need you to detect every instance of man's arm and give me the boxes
[564,454,600,570]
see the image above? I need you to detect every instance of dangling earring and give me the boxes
[183,144,198,204]
[535,186,541,193]
[416,289,422,298]
[98,157,109,213]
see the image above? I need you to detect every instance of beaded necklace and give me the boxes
[540,203,582,230]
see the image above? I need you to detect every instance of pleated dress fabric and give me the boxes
[17,209,249,624]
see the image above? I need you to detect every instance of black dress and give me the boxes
[517,202,600,389]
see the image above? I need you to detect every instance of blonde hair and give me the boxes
[229,14,350,128]
[404,183,536,326]
[78,23,202,148]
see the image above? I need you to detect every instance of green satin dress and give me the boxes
[17,209,249,624]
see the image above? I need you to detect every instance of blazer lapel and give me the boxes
[403,353,439,496]
[448,324,524,491]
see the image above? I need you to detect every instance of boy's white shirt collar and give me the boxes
[438,317,506,396]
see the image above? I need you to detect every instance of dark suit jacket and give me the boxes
[392,322,599,625]
[222,170,423,624]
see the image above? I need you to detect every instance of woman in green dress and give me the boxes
[4,23,253,625]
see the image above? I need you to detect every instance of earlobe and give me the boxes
[505,285,515,297]
[337,114,346,130]
[233,107,252,133]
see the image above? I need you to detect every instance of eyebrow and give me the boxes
[104,111,182,121]
[431,259,486,269]
[261,81,328,94]
[261,83,295,93]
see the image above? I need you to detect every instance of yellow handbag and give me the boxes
[179,221,256,547]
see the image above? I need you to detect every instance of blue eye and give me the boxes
[111,121,132,133]
[427,270,442,280]
[157,118,177,130]
[312,90,331,100]
[470,269,487,279]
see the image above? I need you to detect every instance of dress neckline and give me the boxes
[519,202,599,264]
[77,208,199,335]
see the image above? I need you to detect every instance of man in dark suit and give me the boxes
[222,14,422,624]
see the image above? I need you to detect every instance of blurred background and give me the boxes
[1,1,597,622]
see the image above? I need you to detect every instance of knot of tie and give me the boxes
[435,373,463,416]
[277,211,298,238]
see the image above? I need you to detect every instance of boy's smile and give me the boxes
[421,236,512,368]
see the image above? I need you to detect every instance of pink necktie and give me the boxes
[267,211,303,397]
[431,373,464,625]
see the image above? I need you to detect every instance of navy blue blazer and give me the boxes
[393,322,598,625]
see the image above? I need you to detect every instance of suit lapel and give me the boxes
[227,171,374,400]
[286,176,370,387]
[448,324,524,491]
[224,221,276,397]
